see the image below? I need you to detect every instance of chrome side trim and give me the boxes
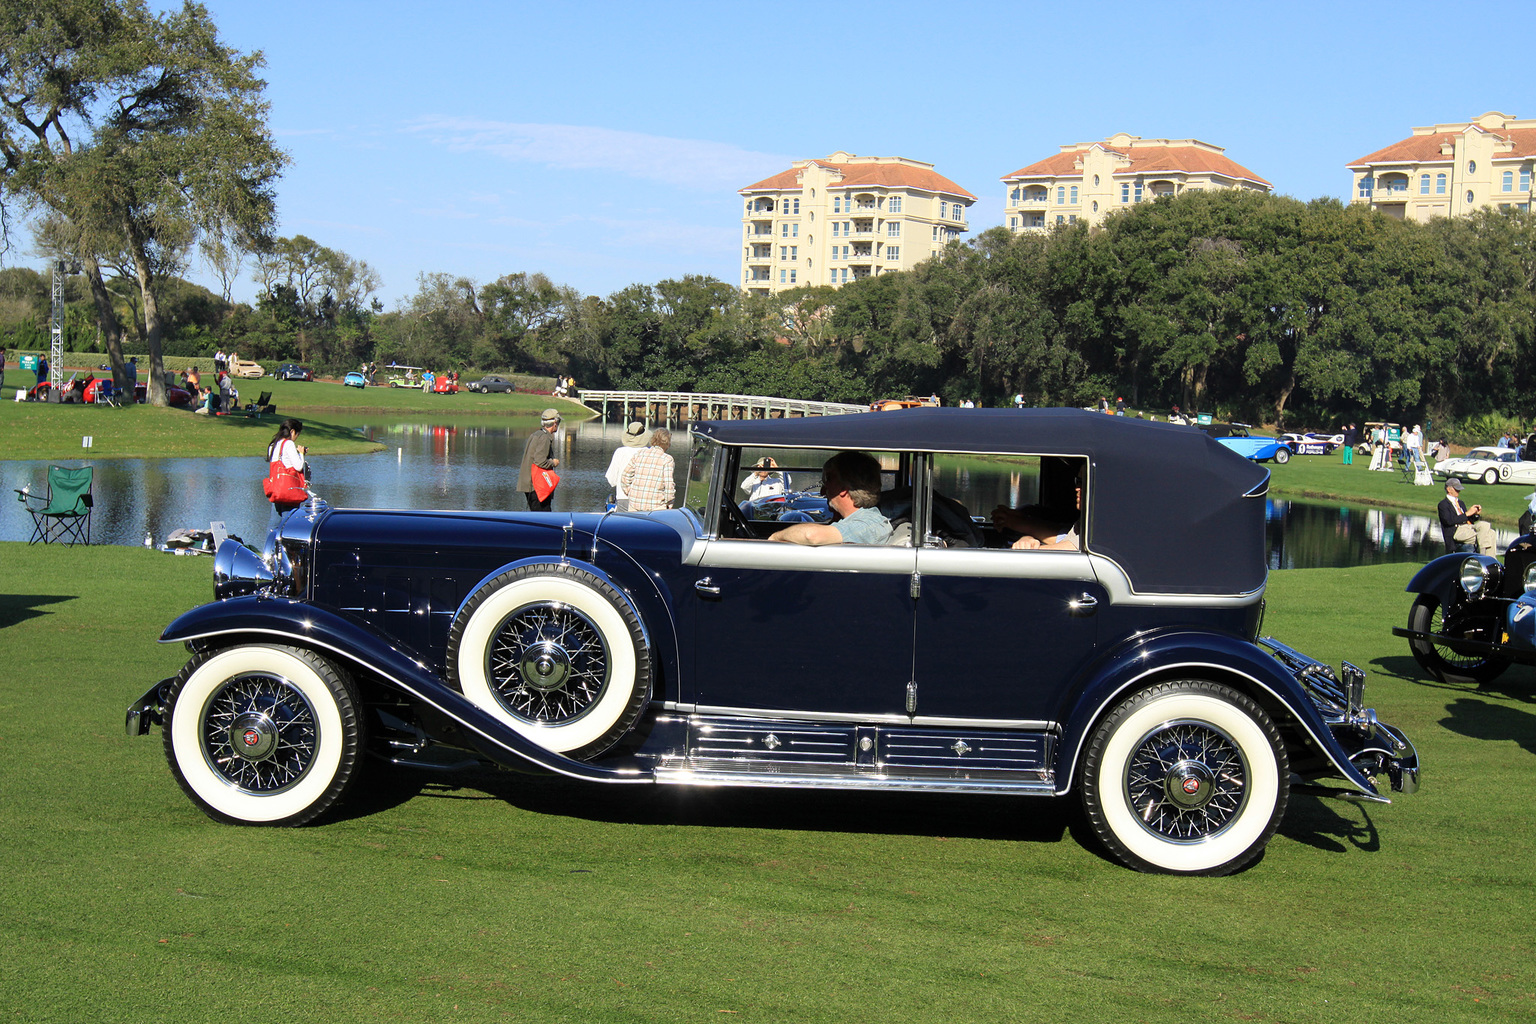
[660,702,1054,731]
[1087,554,1266,608]
[689,537,917,574]
[914,546,1097,581]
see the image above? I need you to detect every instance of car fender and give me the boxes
[1403,552,1496,604]
[159,596,654,784]
[1052,628,1381,798]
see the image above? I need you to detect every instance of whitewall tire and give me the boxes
[163,644,362,825]
[1081,681,1289,875]
[447,565,651,760]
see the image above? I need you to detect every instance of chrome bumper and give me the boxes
[1258,636,1420,796]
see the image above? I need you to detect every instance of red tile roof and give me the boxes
[1348,127,1536,167]
[741,159,976,201]
[1003,143,1269,188]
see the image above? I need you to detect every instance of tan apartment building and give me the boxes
[1001,133,1270,231]
[738,153,976,295]
[1348,111,1536,221]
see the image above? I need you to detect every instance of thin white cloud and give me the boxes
[407,117,790,192]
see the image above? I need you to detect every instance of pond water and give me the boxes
[2,414,1513,568]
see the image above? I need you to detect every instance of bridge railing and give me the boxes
[576,390,867,423]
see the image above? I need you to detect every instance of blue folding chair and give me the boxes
[15,465,94,545]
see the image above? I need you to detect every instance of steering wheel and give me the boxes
[718,496,754,539]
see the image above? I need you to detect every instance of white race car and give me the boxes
[1432,446,1536,486]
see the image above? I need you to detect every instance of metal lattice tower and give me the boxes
[49,260,65,386]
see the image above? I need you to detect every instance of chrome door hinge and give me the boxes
[910,571,921,600]
[905,680,918,715]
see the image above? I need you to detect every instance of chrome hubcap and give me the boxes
[199,673,317,793]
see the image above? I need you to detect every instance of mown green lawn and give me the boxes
[1,544,1532,1022]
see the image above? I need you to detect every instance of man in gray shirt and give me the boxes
[771,450,891,546]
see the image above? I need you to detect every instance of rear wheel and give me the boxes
[1406,594,1511,685]
[163,644,363,825]
[1081,680,1288,875]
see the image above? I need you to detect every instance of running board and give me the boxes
[653,761,1057,795]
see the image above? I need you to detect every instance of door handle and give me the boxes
[1069,593,1098,615]
[694,577,721,597]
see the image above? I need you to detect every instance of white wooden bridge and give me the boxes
[577,390,867,424]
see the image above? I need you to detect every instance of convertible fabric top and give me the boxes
[695,408,1270,596]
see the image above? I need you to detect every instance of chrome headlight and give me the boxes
[1459,556,1489,597]
[1524,563,1536,595]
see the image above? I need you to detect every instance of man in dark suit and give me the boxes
[1438,477,1496,555]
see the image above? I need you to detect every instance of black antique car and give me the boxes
[1394,534,1536,685]
[127,409,1418,875]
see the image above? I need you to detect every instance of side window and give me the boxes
[928,454,1086,551]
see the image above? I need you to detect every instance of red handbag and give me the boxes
[263,460,308,504]
[531,465,560,502]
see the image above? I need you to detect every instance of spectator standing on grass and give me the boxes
[0,347,6,394]
[621,428,677,512]
[36,353,48,389]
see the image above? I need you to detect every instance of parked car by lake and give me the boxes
[126,409,1416,875]
[342,371,367,389]
[276,364,312,382]
[1432,446,1536,487]
[465,374,515,393]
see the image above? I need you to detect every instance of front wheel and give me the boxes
[1272,447,1291,464]
[1406,593,1511,685]
[1482,468,1498,486]
[162,644,363,825]
[1081,681,1288,875]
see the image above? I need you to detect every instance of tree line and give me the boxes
[4,6,1534,430]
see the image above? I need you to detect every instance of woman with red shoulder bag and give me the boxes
[263,418,310,512]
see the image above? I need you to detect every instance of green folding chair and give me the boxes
[15,465,94,545]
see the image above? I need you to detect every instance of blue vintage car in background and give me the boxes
[1201,422,1291,463]
[342,371,368,388]
[127,409,1416,875]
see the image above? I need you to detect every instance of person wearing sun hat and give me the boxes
[517,407,562,511]
[604,421,651,511]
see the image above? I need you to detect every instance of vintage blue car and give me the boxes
[342,371,367,389]
[127,409,1417,875]
[1395,535,1536,685]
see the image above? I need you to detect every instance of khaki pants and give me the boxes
[1454,520,1498,555]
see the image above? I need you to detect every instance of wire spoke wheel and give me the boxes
[1407,594,1511,685]
[1081,681,1287,875]
[449,565,651,759]
[1123,720,1248,842]
[488,603,609,723]
[200,672,319,793]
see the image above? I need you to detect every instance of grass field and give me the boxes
[1,543,1533,1022]
[0,377,591,462]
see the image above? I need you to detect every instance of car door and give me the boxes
[909,457,1103,723]
[687,447,918,718]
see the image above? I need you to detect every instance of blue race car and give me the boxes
[1202,423,1290,464]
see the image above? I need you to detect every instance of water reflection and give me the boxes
[1,415,1513,570]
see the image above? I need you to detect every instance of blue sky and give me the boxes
[69,1,1536,306]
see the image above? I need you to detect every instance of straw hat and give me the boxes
[622,421,651,448]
